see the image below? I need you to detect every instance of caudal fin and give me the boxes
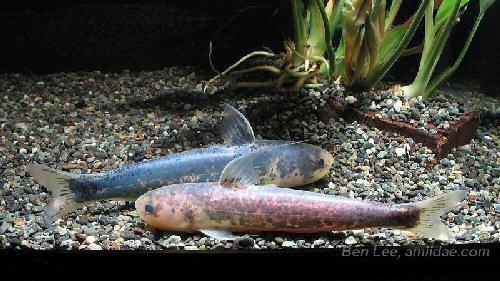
[27,164,84,224]
[406,190,467,241]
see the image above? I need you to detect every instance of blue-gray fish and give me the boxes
[136,148,467,241]
[28,105,333,223]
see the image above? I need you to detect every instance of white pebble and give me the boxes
[395,147,406,157]
[313,239,325,247]
[282,241,297,248]
[167,235,182,244]
[345,236,357,245]
[393,100,402,112]
[87,243,102,250]
[345,96,358,104]
[84,236,96,245]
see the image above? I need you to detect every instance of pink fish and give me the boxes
[135,148,466,241]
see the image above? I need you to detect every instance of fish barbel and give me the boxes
[28,105,333,223]
[136,149,467,241]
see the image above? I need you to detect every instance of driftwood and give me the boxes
[319,99,480,160]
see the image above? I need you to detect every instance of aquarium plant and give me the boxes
[205,0,493,96]
[335,0,429,90]
[401,0,496,99]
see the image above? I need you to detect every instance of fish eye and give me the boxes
[145,204,154,214]
[317,158,325,168]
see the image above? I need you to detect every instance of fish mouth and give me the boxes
[134,194,146,218]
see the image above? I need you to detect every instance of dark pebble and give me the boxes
[235,236,255,248]
[9,204,20,212]
[75,233,87,242]
[76,216,89,225]
[362,143,374,150]
[213,244,226,250]
[9,238,21,247]
[133,228,145,236]
[274,237,284,245]
[121,230,138,240]
[98,216,108,225]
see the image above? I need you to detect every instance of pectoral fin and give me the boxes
[219,144,305,189]
[220,104,255,146]
[200,229,241,241]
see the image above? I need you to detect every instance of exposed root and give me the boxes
[231,80,278,89]
[229,65,281,76]
[203,51,276,93]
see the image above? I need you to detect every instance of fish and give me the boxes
[135,148,467,241]
[28,105,334,223]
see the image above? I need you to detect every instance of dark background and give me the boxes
[1,0,499,96]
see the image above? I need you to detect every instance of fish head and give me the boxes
[135,184,206,231]
[251,142,334,187]
[134,188,186,231]
[277,144,333,186]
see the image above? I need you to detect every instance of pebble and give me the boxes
[282,241,297,248]
[87,243,103,250]
[166,235,182,245]
[393,100,402,113]
[84,236,97,245]
[0,222,12,235]
[9,238,21,247]
[345,96,358,105]
[313,239,325,247]
[344,236,357,245]
[395,147,406,157]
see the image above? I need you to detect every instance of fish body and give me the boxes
[136,183,466,240]
[28,105,333,223]
[136,149,467,241]
[36,140,330,202]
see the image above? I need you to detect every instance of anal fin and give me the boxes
[200,229,241,241]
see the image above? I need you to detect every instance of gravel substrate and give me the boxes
[327,83,474,135]
[0,67,498,250]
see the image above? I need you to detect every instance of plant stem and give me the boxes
[291,0,306,66]
[354,0,431,90]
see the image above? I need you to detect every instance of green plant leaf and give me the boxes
[384,0,401,33]
[334,37,346,78]
[365,18,380,69]
[435,0,469,30]
[307,0,328,57]
[376,24,407,63]
[425,0,497,96]
[480,0,496,13]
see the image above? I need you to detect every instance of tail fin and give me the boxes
[406,190,467,241]
[27,164,84,224]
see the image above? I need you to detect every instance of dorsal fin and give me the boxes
[220,104,255,146]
